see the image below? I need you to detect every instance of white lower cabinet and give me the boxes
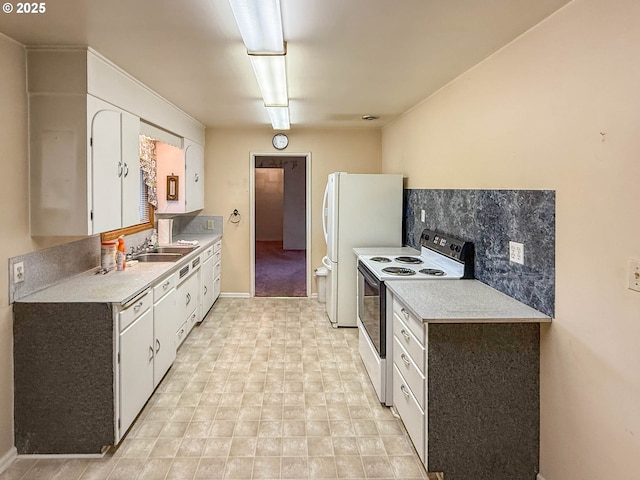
[213,240,222,302]
[201,247,214,319]
[391,292,428,465]
[176,259,201,346]
[118,294,154,436]
[153,273,177,387]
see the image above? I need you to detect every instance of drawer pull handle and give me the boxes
[204,285,208,295]
[400,329,411,341]
[401,308,410,319]
[133,301,143,312]
[400,385,411,397]
[186,293,191,305]
[400,353,411,367]
[162,281,170,289]
[155,339,161,353]
[148,346,154,361]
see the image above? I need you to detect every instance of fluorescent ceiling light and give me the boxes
[228,0,285,54]
[267,106,290,130]
[249,54,288,107]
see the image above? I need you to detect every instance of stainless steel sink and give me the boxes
[133,253,184,262]
[150,246,198,254]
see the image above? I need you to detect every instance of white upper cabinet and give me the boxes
[27,47,205,236]
[90,97,141,233]
[156,138,205,214]
[184,139,205,212]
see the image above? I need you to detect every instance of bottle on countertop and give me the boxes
[116,236,126,271]
[150,229,158,248]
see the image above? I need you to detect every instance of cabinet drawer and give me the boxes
[213,250,221,266]
[176,321,188,348]
[153,273,177,303]
[213,275,221,300]
[119,289,152,331]
[393,336,425,408]
[392,298,423,340]
[213,240,221,253]
[202,245,214,260]
[393,312,425,373]
[393,364,425,463]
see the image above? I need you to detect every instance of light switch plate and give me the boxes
[629,259,640,292]
[509,241,524,265]
[207,219,214,230]
[420,210,425,222]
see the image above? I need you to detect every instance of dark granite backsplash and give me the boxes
[404,189,555,317]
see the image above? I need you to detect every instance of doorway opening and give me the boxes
[251,154,310,297]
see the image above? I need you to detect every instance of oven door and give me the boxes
[357,261,386,358]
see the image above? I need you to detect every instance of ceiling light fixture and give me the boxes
[361,114,380,121]
[228,0,285,54]
[249,54,288,107]
[228,0,290,130]
[266,106,290,131]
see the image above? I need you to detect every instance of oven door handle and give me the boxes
[321,255,332,271]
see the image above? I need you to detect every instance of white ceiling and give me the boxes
[0,0,572,129]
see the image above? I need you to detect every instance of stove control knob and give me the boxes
[456,245,461,252]
[450,244,456,250]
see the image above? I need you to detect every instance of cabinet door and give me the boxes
[153,288,177,387]
[119,308,154,435]
[177,270,201,324]
[121,112,141,228]
[91,107,122,234]
[201,256,214,318]
[184,141,204,212]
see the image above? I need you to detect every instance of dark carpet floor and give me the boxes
[255,241,307,297]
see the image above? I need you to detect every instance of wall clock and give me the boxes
[272,133,289,150]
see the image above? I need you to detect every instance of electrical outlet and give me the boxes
[420,210,425,222]
[629,259,640,292]
[509,241,524,265]
[207,219,214,230]
[14,262,25,283]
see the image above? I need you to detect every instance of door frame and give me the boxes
[250,152,312,297]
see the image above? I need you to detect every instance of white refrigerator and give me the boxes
[321,173,403,327]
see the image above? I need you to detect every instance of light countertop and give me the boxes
[16,234,221,305]
[386,279,551,323]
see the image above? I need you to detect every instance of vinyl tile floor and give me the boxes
[1,298,430,480]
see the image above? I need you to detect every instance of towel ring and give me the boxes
[229,209,241,224]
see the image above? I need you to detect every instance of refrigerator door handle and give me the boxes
[322,181,329,245]
[321,255,332,270]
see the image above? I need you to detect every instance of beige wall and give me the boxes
[381,0,640,478]
[204,128,382,295]
[0,35,82,464]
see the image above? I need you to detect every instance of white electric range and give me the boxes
[356,229,474,404]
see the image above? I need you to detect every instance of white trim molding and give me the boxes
[219,292,251,298]
[537,473,547,480]
[0,447,17,475]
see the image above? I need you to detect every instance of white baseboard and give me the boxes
[219,292,250,298]
[0,447,17,475]
[537,473,547,480]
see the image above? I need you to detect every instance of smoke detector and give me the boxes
[361,114,380,121]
